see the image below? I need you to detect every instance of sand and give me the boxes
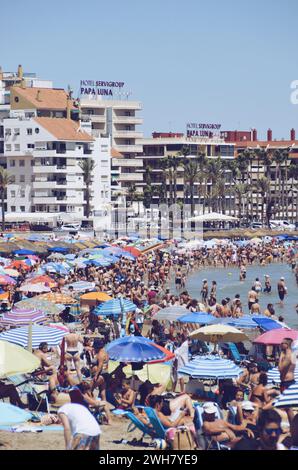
[0,415,150,451]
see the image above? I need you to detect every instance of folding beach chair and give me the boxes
[194,403,229,450]
[8,374,50,413]
[144,407,167,439]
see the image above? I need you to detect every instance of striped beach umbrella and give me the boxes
[0,275,16,285]
[0,308,47,326]
[94,298,137,316]
[0,325,67,348]
[154,306,190,321]
[14,299,64,315]
[178,355,244,379]
[66,281,95,292]
[273,383,298,407]
[267,366,298,384]
[19,283,51,293]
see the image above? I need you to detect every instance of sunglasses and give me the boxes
[263,427,282,436]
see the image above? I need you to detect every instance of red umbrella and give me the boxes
[148,343,175,364]
[254,328,298,345]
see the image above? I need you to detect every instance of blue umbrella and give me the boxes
[83,259,110,267]
[177,312,217,325]
[94,298,137,316]
[13,249,36,255]
[66,281,95,292]
[178,355,243,379]
[267,366,298,385]
[48,247,69,254]
[252,317,283,331]
[0,403,32,425]
[0,324,67,348]
[215,315,264,329]
[273,383,298,407]
[105,335,166,363]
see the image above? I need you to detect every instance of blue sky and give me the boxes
[2,0,298,139]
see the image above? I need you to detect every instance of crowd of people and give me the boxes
[0,236,297,450]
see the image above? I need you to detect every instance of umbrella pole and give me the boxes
[27,321,33,352]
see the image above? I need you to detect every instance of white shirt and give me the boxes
[58,403,101,436]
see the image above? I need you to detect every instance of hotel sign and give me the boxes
[186,123,221,138]
[80,80,125,97]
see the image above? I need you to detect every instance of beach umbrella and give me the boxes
[48,246,70,254]
[108,360,172,384]
[0,257,10,266]
[189,324,248,343]
[48,323,70,333]
[47,253,65,261]
[0,308,47,326]
[80,292,112,302]
[0,403,33,425]
[19,283,51,293]
[0,325,67,348]
[252,316,283,332]
[65,254,76,261]
[66,281,96,292]
[273,383,298,407]
[267,366,298,385]
[177,312,217,325]
[216,315,264,329]
[25,275,57,288]
[94,298,137,316]
[4,268,20,277]
[0,340,40,378]
[249,238,262,244]
[178,355,243,379]
[43,262,70,275]
[13,249,36,255]
[14,298,63,315]
[253,328,298,345]
[154,306,190,321]
[35,292,77,305]
[23,258,37,267]
[83,259,110,267]
[7,260,30,271]
[0,274,16,285]
[101,246,125,256]
[105,335,167,363]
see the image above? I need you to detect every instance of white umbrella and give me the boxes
[189,212,239,222]
[19,283,51,293]
[189,324,248,343]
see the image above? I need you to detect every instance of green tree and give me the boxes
[78,159,96,219]
[0,168,13,232]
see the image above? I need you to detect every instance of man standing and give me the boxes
[58,403,101,450]
[278,338,296,392]
[277,277,287,306]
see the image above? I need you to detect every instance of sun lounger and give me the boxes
[144,406,167,439]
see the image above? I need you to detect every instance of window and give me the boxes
[31,175,35,182]
[6,144,11,151]
[14,128,20,136]
[10,159,15,167]
[35,128,40,134]
[31,160,35,166]
[20,175,25,183]
[10,191,16,197]
[20,206,25,212]
[11,206,16,212]
[27,129,32,135]
[14,144,20,151]
[5,128,11,135]
[20,189,25,198]
[27,144,35,149]
[14,97,19,103]
[10,176,15,183]
[19,160,25,167]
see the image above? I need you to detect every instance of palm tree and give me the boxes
[1,168,13,225]
[256,177,271,226]
[127,184,137,208]
[272,149,288,219]
[233,183,250,221]
[78,158,96,219]
[183,158,200,216]
[143,165,153,209]
[288,164,298,223]
[0,168,13,232]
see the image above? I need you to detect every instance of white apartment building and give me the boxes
[79,95,144,195]
[3,114,111,222]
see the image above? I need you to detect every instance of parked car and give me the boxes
[57,223,82,232]
[250,222,264,230]
[269,220,295,231]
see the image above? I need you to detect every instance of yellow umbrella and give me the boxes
[189,324,248,343]
[108,360,171,385]
[80,292,112,302]
[0,340,40,378]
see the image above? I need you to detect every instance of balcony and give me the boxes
[32,197,60,204]
[112,158,143,167]
[112,116,143,125]
[114,145,143,153]
[118,173,143,182]
[113,131,143,139]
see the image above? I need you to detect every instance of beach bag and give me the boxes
[171,427,196,450]
[27,393,48,412]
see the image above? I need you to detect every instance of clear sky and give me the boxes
[2,0,298,139]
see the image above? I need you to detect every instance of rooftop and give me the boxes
[11,86,77,110]
[34,117,94,142]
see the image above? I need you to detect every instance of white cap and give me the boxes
[280,277,285,281]
[202,402,217,414]
[242,401,255,411]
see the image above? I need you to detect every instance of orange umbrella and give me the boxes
[149,343,175,364]
[80,292,112,301]
[27,275,57,288]
[0,292,9,300]
[7,261,30,271]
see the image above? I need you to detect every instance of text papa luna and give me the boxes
[80,87,113,96]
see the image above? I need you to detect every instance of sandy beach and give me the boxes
[0,415,149,451]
